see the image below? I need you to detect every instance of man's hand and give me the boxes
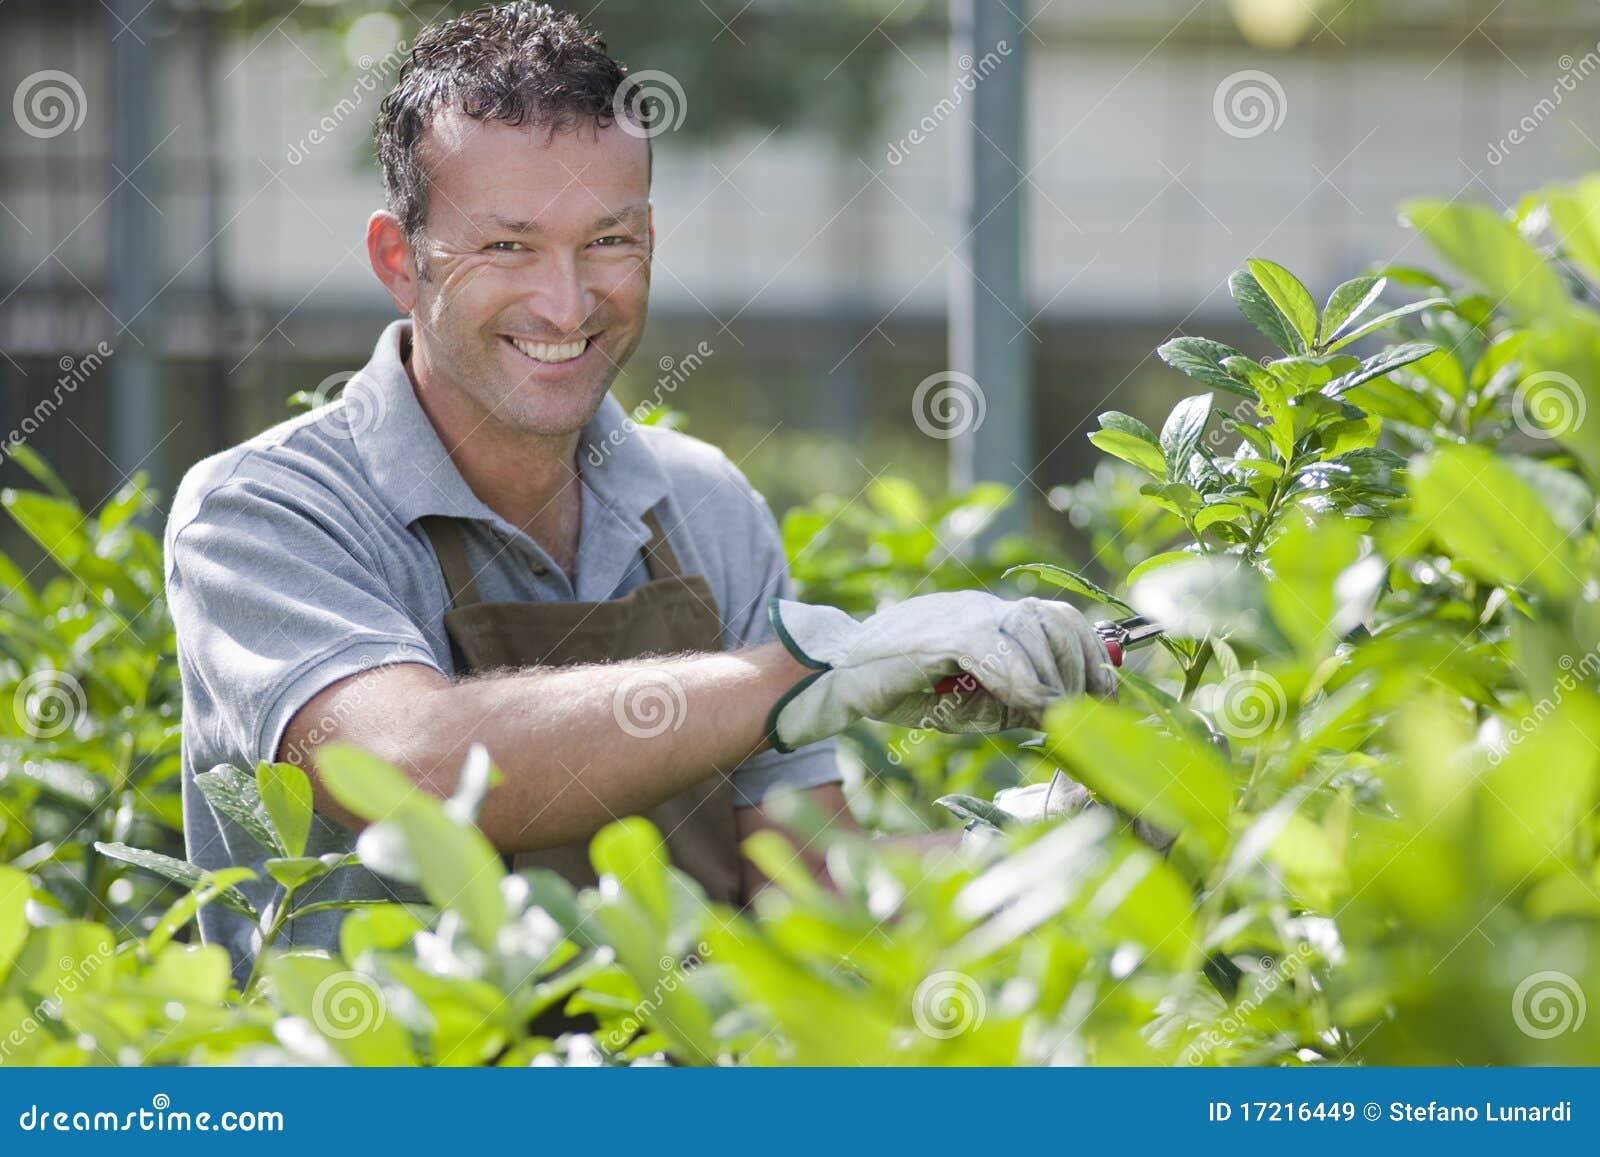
[767,592,1116,753]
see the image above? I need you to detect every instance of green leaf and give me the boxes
[195,764,284,857]
[1002,564,1132,613]
[1140,482,1205,517]
[267,955,417,1066]
[1247,259,1320,351]
[1410,444,1576,598]
[1324,299,1452,353]
[1231,268,1304,355]
[265,853,352,890]
[1088,429,1167,479]
[935,793,1011,829]
[1324,342,1437,397]
[1253,373,1296,462]
[258,762,314,859]
[93,843,258,919]
[4,444,73,501]
[1096,411,1159,444]
[1401,199,1568,322]
[0,866,30,985]
[3,490,89,570]
[1269,355,1360,396]
[145,868,257,956]
[316,743,424,821]
[1041,697,1233,863]
[1321,275,1385,345]
[591,817,672,927]
[1264,514,1365,653]
[1159,394,1213,482]
[6,758,106,811]
[1194,505,1247,534]
[1543,175,1600,287]
[1157,337,1256,398]
[1323,299,1449,352]
[1127,550,1197,585]
[356,792,505,953]
[339,904,427,962]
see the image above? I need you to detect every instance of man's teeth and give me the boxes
[509,336,588,363]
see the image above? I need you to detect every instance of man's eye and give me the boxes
[592,235,631,248]
[486,241,524,252]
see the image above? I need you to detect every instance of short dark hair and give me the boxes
[376,2,641,245]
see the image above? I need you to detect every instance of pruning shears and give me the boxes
[932,613,1164,696]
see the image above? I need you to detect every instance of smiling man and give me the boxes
[166,2,1114,980]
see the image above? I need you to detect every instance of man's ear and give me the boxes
[367,210,420,313]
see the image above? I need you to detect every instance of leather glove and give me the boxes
[766,592,1117,753]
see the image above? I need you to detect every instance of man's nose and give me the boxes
[529,257,592,337]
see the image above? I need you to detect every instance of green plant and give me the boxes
[9,175,1600,1069]
[0,450,182,933]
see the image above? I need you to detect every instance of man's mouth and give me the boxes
[503,334,595,364]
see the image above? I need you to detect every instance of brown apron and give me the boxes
[416,509,743,905]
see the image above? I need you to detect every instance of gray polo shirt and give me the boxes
[166,319,840,975]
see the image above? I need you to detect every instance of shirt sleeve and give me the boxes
[166,470,441,771]
[708,460,844,808]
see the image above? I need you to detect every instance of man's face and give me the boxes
[407,111,652,438]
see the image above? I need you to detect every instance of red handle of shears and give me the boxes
[933,637,1124,697]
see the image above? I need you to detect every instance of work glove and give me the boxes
[766,591,1117,753]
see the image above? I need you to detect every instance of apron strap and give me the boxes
[417,516,483,609]
[640,508,686,582]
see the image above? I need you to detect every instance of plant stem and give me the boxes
[241,887,295,999]
[1180,640,1214,701]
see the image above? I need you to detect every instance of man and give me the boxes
[166,2,1114,978]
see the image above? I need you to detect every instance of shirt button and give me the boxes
[528,556,548,577]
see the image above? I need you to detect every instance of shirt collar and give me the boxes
[348,320,671,550]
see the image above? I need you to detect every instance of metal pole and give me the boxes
[948,0,1028,540]
[109,0,159,486]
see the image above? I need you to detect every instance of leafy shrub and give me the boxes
[5,175,1600,1066]
[0,451,182,935]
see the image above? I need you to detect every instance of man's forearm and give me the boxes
[290,642,812,852]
